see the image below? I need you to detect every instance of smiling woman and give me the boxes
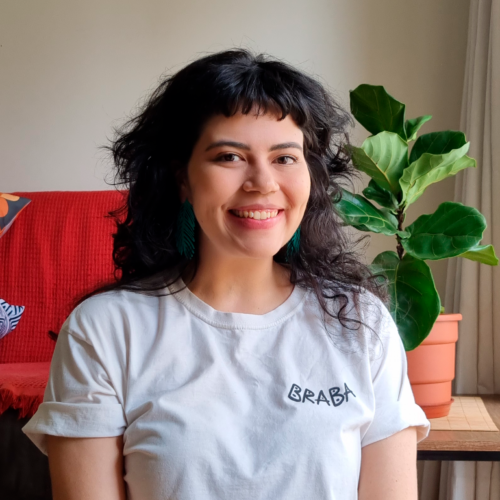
[21,49,430,500]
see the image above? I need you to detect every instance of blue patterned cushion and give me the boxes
[0,299,25,340]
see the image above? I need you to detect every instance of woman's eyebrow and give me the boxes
[205,140,303,152]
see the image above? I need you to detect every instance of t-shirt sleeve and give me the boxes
[21,326,127,456]
[360,299,431,448]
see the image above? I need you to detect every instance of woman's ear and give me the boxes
[179,181,191,203]
[173,161,191,203]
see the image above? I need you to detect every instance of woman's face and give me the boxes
[182,108,311,261]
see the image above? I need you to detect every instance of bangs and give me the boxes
[189,57,309,128]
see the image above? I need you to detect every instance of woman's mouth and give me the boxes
[229,209,280,220]
[229,210,285,229]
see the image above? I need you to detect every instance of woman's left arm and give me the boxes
[358,426,418,500]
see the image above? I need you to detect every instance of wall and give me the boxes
[0,0,471,302]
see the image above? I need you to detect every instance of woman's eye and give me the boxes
[276,155,297,165]
[215,153,296,164]
[217,153,240,162]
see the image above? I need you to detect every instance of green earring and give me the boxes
[286,227,301,262]
[175,199,196,259]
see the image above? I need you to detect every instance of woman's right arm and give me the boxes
[47,434,126,500]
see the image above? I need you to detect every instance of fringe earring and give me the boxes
[175,199,196,259]
[286,227,301,262]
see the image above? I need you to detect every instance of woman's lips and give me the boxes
[228,209,284,228]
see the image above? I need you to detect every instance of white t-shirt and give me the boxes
[22,279,430,500]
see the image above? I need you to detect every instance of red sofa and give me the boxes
[0,190,125,418]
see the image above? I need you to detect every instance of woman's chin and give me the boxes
[233,245,283,261]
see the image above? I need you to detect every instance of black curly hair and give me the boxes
[76,48,389,351]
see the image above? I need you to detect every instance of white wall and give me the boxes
[0,0,471,302]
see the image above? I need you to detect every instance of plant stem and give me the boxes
[396,208,405,260]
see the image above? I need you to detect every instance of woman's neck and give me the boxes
[184,254,293,315]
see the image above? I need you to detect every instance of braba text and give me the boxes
[287,382,356,407]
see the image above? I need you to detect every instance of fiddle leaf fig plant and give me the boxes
[333,84,499,351]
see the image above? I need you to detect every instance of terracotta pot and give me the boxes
[406,313,462,419]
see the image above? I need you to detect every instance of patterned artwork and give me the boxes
[0,192,31,238]
[0,298,25,340]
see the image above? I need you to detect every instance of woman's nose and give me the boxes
[242,160,280,194]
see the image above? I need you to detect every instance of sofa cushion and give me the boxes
[0,298,25,341]
[0,362,50,418]
[0,192,31,238]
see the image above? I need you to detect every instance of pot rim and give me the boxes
[436,313,462,321]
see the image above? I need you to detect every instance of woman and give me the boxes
[22,48,430,499]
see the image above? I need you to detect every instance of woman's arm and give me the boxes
[47,434,126,500]
[358,426,418,500]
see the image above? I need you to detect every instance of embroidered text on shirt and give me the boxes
[287,383,356,407]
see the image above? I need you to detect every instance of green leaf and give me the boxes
[399,143,476,207]
[369,251,441,350]
[409,131,467,164]
[362,179,400,212]
[350,84,407,140]
[348,132,408,195]
[402,201,486,260]
[458,244,499,266]
[333,189,400,236]
[405,115,432,141]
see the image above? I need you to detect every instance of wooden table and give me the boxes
[417,395,500,461]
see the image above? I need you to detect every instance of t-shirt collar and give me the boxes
[168,278,309,330]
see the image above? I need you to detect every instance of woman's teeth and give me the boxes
[232,209,279,220]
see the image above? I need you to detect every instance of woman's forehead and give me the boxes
[199,111,303,146]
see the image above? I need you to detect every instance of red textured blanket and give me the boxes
[0,190,123,364]
[0,362,50,418]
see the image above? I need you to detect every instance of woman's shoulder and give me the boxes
[60,287,164,343]
[354,288,391,326]
[304,286,392,357]
[306,285,390,325]
[351,289,399,362]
